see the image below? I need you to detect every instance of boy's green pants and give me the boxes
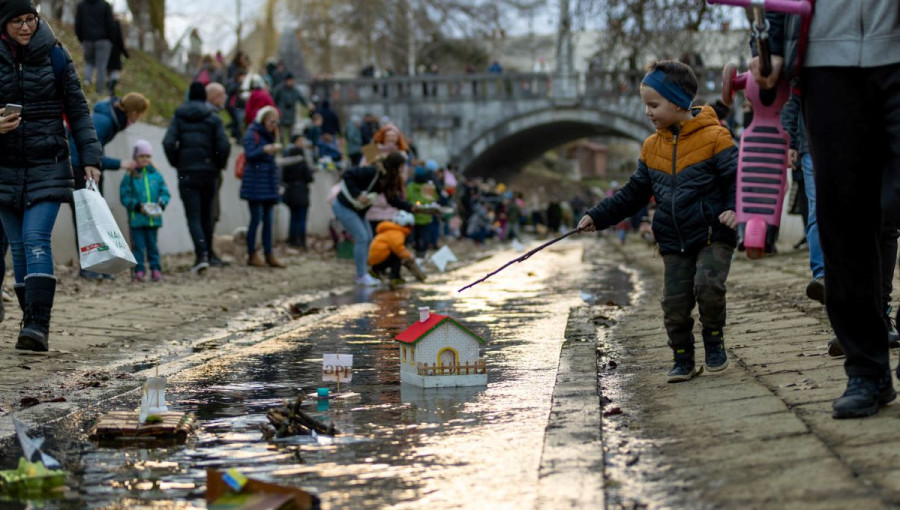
[661,242,734,353]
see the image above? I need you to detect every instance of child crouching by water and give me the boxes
[368,210,426,290]
[119,140,171,282]
[577,60,738,383]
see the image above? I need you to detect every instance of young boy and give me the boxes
[368,210,426,290]
[577,60,738,383]
[119,140,171,282]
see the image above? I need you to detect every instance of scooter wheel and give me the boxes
[721,63,737,106]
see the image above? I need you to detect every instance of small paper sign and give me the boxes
[323,354,353,383]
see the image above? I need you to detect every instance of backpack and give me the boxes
[195,67,211,86]
[235,130,261,179]
[234,152,247,179]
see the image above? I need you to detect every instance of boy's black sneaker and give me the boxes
[704,344,729,372]
[832,373,896,419]
[702,330,729,372]
[806,276,825,304]
[667,354,702,383]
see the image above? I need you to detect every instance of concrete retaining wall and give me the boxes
[49,122,340,266]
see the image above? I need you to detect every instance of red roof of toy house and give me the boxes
[394,313,486,345]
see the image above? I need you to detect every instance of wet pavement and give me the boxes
[9,234,899,509]
[0,241,634,509]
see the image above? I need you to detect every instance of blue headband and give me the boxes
[641,69,693,110]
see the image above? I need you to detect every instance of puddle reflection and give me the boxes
[1,245,635,509]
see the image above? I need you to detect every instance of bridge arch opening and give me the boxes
[455,107,650,178]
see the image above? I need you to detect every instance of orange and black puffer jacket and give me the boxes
[586,105,738,255]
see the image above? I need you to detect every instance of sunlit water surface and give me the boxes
[1,243,634,509]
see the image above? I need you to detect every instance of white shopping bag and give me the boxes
[74,180,136,275]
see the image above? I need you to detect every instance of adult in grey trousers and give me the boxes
[75,0,115,92]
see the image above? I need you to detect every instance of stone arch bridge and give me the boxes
[310,70,722,175]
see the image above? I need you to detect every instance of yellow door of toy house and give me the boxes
[438,348,457,372]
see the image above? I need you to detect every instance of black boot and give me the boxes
[15,276,55,352]
[702,328,729,372]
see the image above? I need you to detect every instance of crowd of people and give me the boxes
[0,0,897,428]
[0,0,589,355]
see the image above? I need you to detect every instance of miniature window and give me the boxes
[403,346,407,362]
[411,348,415,363]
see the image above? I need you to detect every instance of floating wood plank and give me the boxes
[88,411,196,444]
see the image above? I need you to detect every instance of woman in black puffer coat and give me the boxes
[0,0,103,352]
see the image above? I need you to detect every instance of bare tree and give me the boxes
[284,0,543,76]
[575,0,729,71]
[126,0,167,56]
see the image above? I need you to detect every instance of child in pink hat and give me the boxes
[119,140,171,282]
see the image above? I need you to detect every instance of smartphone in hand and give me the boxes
[3,104,22,117]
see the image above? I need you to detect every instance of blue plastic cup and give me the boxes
[317,387,329,398]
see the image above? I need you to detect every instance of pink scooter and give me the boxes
[707,0,811,259]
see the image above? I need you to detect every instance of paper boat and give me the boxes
[429,245,458,272]
[139,376,167,424]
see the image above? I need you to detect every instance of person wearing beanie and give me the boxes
[163,79,231,272]
[0,4,104,351]
[0,0,36,27]
[187,80,207,102]
[119,140,170,283]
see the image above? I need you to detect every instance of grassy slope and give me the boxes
[53,21,189,126]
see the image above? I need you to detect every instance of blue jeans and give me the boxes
[0,202,60,284]
[802,152,824,279]
[332,199,373,277]
[130,226,161,273]
[248,201,274,255]
[289,206,308,246]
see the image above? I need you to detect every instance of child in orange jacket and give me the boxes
[368,210,426,289]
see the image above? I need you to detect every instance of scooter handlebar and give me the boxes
[706,0,811,16]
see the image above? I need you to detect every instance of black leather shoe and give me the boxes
[832,374,896,419]
[806,276,825,304]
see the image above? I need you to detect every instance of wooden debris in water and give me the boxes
[88,411,196,444]
[260,396,338,439]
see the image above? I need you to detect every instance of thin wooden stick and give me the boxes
[457,228,582,292]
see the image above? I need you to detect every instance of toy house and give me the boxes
[395,307,487,388]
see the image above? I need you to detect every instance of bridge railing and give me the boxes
[310,73,553,104]
[310,68,722,105]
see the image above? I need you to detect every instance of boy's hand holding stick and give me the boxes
[457,227,583,293]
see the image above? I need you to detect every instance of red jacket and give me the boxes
[245,89,277,127]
